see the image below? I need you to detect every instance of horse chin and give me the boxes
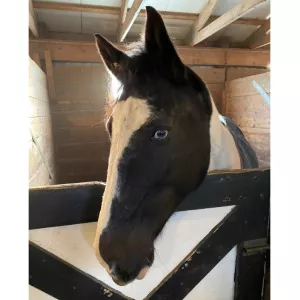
[136,266,149,280]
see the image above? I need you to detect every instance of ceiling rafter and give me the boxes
[33,1,268,26]
[190,0,267,46]
[117,0,129,41]
[187,0,219,46]
[119,0,145,42]
[244,18,270,48]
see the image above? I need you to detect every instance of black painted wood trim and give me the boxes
[177,168,270,212]
[29,169,270,230]
[29,182,105,229]
[233,247,269,300]
[29,241,132,300]
[145,206,243,300]
[29,195,270,300]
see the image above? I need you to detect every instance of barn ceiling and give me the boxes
[32,0,270,47]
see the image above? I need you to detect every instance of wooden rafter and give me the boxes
[117,0,129,41]
[33,1,268,26]
[244,18,270,48]
[187,0,219,46]
[119,0,145,42]
[191,0,267,46]
[29,0,39,37]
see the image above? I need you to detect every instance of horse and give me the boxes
[93,6,258,287]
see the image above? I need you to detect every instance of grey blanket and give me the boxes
[220,116,259,169]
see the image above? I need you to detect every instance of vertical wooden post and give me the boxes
[31,53,41,68]
[44,50,56,100]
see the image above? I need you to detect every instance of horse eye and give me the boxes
[153,130,168,140]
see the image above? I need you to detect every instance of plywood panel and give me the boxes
[57,159,108,181]
[57,141,110,160]
[226,72,270,97]
[51,63,110,183]
[224,72,270,167]
[226,95,269,114]
[52,111,104,128]
[226,111,269,129]
[191,67,226,84]
[226,67,268,81]
[55,127,107,144]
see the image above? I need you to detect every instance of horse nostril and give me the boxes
[112,277,127,286]
[109,264,129,286]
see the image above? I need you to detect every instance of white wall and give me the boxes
[29,57,56,187]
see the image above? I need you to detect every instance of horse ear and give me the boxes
[144,6,184,75]
[94,34,129,81]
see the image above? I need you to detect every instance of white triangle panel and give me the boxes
[30,206,235,300]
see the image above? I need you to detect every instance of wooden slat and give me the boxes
[52,111,104,128]
[33,1,267,26]
[44,50,56,99]
[187,0,218,46]
[55,127,106,145]
[191,0,267,45]
[57,142,109,160]
[119,0,145,42]
[29,39,270,67]
[117,0,129,41]
[224,72,270,165]
[244,18,270,48]
[29,0,39,37]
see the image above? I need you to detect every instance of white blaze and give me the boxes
[93,97,151,270]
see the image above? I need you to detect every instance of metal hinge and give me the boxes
[243,238,270,256]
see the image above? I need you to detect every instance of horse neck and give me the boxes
[208,97,241,171]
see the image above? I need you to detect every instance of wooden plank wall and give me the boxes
[29,57,56,187]
[224,72,270,167]
[51,63,110,183]
[51,63,268,183]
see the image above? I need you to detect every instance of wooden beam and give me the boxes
[33,1,267,26]
[119,0,145,42]
[187,0,219,46]
[44,50,56,99]
[29,0,39,37]
[249,34,270,49]
[117,0,129,41]
[191,0,267,46]
[244,18,270,48]
[29,39,270,67]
